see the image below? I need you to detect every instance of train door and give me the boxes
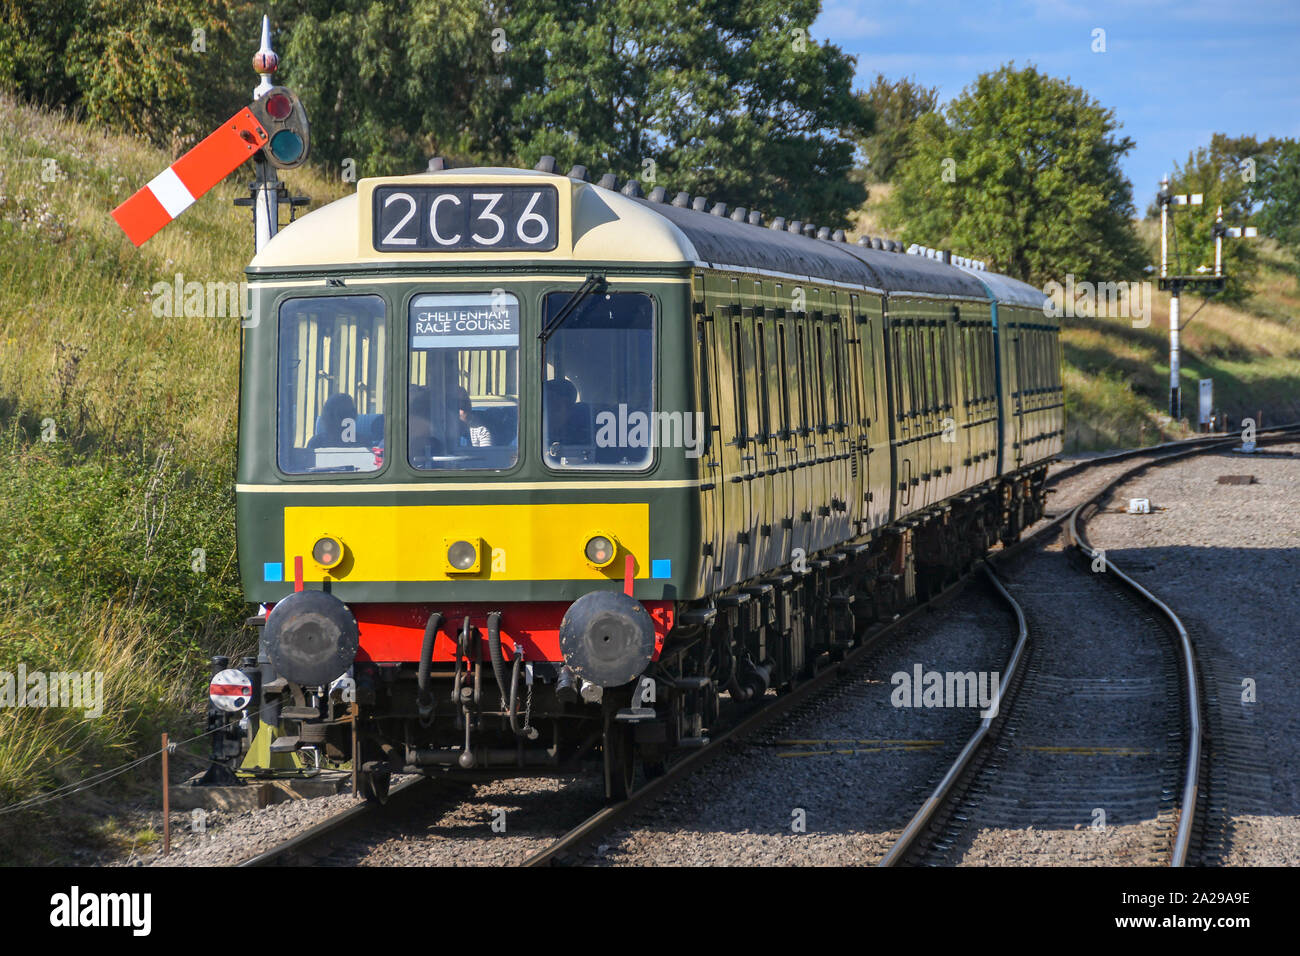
[752,315,776,573]
[811,316,834,550]
[828,315,853,542]
[792,318,817,556]
[734,308,760,581]
[845,295,868,534]
[693,276,723,594]
[1009,319,1024,471]
[773,317,797,567]
[858,294,888,532]
[712,279,745,587]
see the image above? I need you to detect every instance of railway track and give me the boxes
[877,424,1299,866]
[236,426,1296,868]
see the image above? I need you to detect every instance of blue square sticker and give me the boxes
[651,559,671,579]
[263,562,284,582]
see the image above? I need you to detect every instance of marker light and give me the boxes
[584,533,618,569]
[446,538,480,573]
[312,535,346,570]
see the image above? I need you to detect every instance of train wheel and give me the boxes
[357,739,391,805]
[603,721,636,802]
[359,768,390,805]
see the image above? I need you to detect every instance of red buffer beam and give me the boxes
[111,107,269,246]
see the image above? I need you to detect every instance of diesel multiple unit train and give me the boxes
[209,159,1063,800]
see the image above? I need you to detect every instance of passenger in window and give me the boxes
[544,377,583,443]
[409,384,444,456]
[308,393,358,449]
[457,387,492,447]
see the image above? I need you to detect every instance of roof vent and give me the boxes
[710,202,728,217]
[621,180,643,197]
[816,226,831,240]
[769,217,787,230]
[787,221,803,234]
[648,186,667,202]
[872,237,884,250]
[427,156,446,172]
[907,243,920,255]
[748,210,763,226]
[598,173,618,190]
[567,165,589,181]
[856,236,871,247]
[729,206,748,222]
[672,191,691,207]
[831,229,846,242]
[534,156,557,174]
[803,224,818,237]
[691,196,710,212]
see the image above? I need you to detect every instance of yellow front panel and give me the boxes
[284,503,650,582]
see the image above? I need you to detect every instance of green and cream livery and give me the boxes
[221,161,1061,800]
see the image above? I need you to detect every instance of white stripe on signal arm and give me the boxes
[147,167,197,219]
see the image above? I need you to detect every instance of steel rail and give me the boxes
[1067,494,1202,865]
[878,425,1299,866]
[238,775,427,867]
[519,568,980,866]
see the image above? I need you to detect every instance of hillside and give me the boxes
[0,94,347,860]
[849,184,1300,447]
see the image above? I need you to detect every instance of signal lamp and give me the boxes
[312,535,346,570]
[584,533,618,569]
[249,85,310,169]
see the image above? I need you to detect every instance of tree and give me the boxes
[501,0,874,228]
[279,0,507,177]
[856,74,938,182]
[1255,139,1300,283]
[884,64,1146,286]
[1,0,254,152]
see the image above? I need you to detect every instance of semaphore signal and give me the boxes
[109,16,309,252]
[1156,175,1256,420]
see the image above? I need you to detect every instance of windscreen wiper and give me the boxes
[538,273,607,343]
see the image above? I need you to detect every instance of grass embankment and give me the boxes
[0,94,347,861]
[851,184,1300,449]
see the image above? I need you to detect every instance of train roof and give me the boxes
[247,165,1007,302]
[956,263,1048,311]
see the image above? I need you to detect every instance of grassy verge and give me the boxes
[0,94,346,860]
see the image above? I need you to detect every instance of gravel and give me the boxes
[1083,442,1300,865]
[590,584,1016,866]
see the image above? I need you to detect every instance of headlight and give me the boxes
[445,538,481,573]
[312,534,346,570]
[584,532,618,569]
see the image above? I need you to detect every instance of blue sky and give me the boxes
[812,0,1300,207]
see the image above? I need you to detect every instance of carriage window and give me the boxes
[731,319,749,444]
[796,324,810,432]
[542,290,654,469]
[776,324,791,434]
[755,322,770,440]
[831,326,845,428]
[407,292,519,471]
[277,295,387,475]
[814,325,827,430]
